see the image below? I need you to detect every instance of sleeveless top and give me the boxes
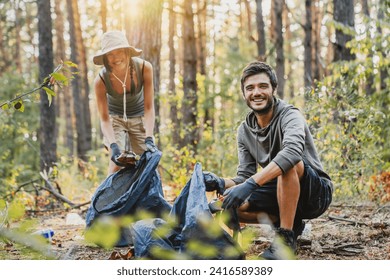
[99,57,145,117]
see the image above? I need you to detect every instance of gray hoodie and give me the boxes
[232,98,330,184]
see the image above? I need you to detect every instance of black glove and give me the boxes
[145,136,157,153]
[110,143,126,167]
[203,171,225,195]
[222,177,259,209]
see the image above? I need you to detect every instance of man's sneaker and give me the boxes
[260,228,297,260]
[293,220,306,238]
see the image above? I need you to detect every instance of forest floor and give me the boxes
[1,200,389,260]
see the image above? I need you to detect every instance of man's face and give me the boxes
[106,48,128,71]
[243,73,274,115]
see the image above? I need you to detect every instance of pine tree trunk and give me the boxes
[274,0,284,99]
[256,0,266,61]
[168,0,180,147]
[67,0,90,161]
[333,0,355,62]
[181,0,198,150]
[125,0,163,145]
[304,0,313,90]
[37,0,57,172]
[54,0,74,156]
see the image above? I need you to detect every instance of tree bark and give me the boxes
[181,0,198,150]
[333,0,355,62]
[125,0,163,144]
[304,0,313,90]
[67,0,91,161]
[101,0,107,32]
[37,0,57,172]
[256,0,266,61]
[274,0,285,99]
[168,0,180,147]
[311,0,322,82]
[54,0,74,156]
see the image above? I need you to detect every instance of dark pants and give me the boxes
[247,160,333,227]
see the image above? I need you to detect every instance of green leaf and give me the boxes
[64,61,78,68]
[43,86,56,97]
[1,103,10,110]
[47,93,53,106]
[51,72,67,83]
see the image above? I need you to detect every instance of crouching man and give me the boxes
[204,61,333,260]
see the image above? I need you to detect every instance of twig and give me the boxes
[39,173,76,207]
[328,215,368,226]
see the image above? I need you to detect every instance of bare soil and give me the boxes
[1,202,389,260]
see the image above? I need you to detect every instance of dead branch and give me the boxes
[328,215,368,226]
[39,172,76,208]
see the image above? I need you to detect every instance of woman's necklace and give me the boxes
[111,63,129,121]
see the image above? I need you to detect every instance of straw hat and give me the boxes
[93,31,142,65]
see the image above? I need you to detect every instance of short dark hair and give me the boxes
[240,61,278,94]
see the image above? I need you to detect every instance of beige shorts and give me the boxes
[103,115,146,156]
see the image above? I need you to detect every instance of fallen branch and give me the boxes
[328,215,368,226]
[39,173,76,208]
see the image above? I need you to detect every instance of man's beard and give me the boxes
[247,96,274,115]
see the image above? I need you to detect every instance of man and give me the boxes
[204,61,333,259]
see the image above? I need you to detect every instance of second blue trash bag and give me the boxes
[130,162,245,259]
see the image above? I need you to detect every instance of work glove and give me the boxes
[110,143,127,167]
[222,177,259,209]
[145,136,157,153]
[203,171,225,195]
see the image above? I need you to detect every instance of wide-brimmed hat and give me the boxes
[93,31,142,65]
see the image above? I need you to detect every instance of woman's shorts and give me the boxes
[103,115,146,156]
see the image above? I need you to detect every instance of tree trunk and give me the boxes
[13,0,22,74]
[377,0,387,92]
[284,2,294,99]
[73,0,92,154]
[196,0,206,75]
[256,0,266,61]
[54,0,74,156]
[311,0,322,82]
[181,0,198,150]
[125,0,163,145]
[274,0,285,99]
[333,0,355,62]
[101,0,107,32]
[168,0,180,147]
[304,0,313,90]
[361,0,374,96]
[67,0,90,161]
[37,0,57,172]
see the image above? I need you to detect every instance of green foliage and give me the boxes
[304,17,389,200]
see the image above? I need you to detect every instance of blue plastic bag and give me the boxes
[130,163,245,259]
[85,150,172,246]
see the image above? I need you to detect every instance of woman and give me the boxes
[93,31,157,174]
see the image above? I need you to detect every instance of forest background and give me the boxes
[0,0,389,257]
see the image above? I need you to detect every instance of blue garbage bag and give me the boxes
[130,162,245,259]
[85,150,172,246]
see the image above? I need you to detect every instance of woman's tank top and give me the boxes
[100,57,145,117]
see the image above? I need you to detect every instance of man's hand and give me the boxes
[203,171,225,195]
[110,143,127,166]
[145,136,157,153]
[222,177,259,209]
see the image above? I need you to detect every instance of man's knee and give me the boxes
[282,161,304,179]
